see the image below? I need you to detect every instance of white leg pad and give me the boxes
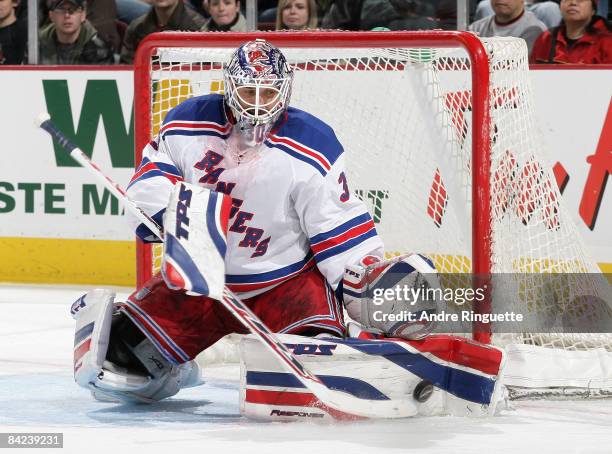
[72,289,116,388]
[71,289,203,403]
[239,333,506,421]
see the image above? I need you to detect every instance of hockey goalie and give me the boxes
[71,39,506,420]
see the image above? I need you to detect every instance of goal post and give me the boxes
[132,31,612,397]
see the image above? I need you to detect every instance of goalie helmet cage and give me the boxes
[133,31,612,398]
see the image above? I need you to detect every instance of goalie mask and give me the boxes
[223,39,293,147]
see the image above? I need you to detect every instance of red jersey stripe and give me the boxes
[311,220,376,254]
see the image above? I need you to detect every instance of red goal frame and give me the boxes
[132,31,493,342]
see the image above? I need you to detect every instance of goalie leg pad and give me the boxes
[72,288,115,385]
[71,289,203,404]
[239,333,505,421]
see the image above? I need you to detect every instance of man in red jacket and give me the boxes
[531,0,612,63]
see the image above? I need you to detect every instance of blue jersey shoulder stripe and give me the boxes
[134,156,150,172]
[269,107,343,171]
[265,139,328,176]
[156,162,181,175]
[127,169,168,189]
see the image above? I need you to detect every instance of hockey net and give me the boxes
[133,31,612,398]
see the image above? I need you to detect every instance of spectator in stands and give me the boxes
[261,0,330,27]
[120,0,205,63]
[531,0,612,63]
[276,0,318,30]
[0,0,27,64]
[469,0,547,53]
[201,0,246,31]
[39,0,113,64]
[39,0,121,54]
[474,0,562,28]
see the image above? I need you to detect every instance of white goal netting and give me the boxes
[135,33,612,397]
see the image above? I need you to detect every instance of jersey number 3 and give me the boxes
[338,172,350,202]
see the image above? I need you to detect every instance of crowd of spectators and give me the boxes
[471,0,611,63]
[0,0,610,65]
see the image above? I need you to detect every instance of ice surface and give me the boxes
[1,284,611,454]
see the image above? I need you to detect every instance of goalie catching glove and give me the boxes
[343,254,441,339]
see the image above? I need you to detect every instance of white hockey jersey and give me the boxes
[127,94,384,298]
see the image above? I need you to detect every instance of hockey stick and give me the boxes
[36,113,417,419]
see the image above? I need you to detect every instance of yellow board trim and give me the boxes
[0,237,136,286]
[1,236,610,287]
[599,263,612,273]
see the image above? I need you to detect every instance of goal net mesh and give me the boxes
[136,34,611,387]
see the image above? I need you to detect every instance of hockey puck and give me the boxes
[413,380,434,402]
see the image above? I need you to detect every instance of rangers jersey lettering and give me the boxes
[127,94,383,297]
